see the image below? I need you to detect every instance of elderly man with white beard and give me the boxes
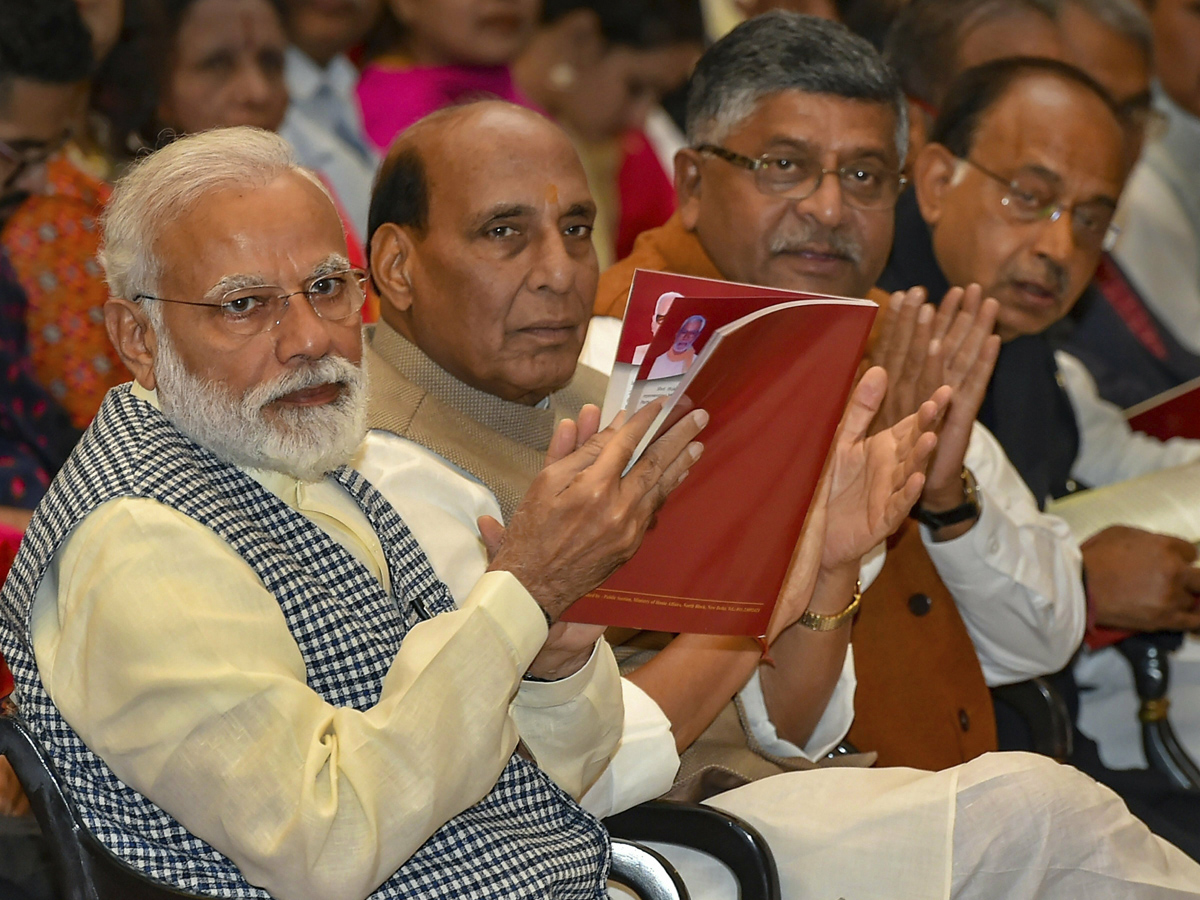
[0,126,713,900]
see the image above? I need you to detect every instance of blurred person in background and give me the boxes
[513,0,702,267]
[0,6,93,897]
[0,0,156,433]
[147,0,290,141]
[1093,0,1200,403]
[884,0,1064,159]
[144,0,374,288]
[356,0,540,152]
[731,0,908,48]
[1050,0,1200,410]
[279,0,381,244]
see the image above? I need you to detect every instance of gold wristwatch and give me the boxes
[798,580,863,632]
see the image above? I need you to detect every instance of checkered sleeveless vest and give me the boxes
[0,386,609,898]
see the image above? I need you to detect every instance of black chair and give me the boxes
[1,699,693,900]
[610,839,689,900]
[606,799,782,900]
[1118,633,1200,791]
[0,697,205,900]
[991,677,1074,761]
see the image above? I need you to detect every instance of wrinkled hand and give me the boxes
[482,398,707,663]
[822,366,945,570]
[480,405,609,680]
[1082,526,1200,632]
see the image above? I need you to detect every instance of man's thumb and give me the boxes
[478,515,506,562]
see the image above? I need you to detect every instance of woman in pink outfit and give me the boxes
[356,0,540,151]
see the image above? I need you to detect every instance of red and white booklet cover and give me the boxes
[1126,375,1200,441]
[561,269,877,636]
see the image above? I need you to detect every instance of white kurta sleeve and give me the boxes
[922,422,1086,685]
[737,649,857,760]
[578,677,680,818]
[30,496,611,900]
[733,544,882,760]
[1057,351,1200,487]
[355,431,678,805]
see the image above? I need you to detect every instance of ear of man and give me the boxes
[674,148,705,232]
[103,298,158,390]
[369,222,418,323]
[912,142,959,229]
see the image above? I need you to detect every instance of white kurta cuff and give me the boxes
[737,647,856,761]
[579,677,679,818]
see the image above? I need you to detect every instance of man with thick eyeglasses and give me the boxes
[691,142,909,212]
[593,10,1062,787]
[880,55,1200,855]
[0,125,717,898]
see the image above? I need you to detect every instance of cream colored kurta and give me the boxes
[27,384,623,900]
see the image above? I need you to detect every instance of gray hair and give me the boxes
[884,0,1058,108]
[686,12,909,162]
[99,127,330,305]
[1058,0,1153,64]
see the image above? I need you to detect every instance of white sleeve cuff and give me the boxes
[515,638,604,708]
[736,646,856,761]
[579,677,679,819]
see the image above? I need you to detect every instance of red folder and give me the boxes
[562,288,876,636]
[1126,375,1200,441]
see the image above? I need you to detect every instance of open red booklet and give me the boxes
[1126,375,1200,441]
[561,269,877,636]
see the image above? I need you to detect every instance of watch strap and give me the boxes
[912,467,981,531]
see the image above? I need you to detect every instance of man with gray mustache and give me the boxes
[0,125,710,899]
[593,11,1085,779]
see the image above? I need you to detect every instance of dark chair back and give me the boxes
[607,799,782,900]
[0,702,207,900]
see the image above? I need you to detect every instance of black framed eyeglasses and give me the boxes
[958,156,1120,253]
[0,129,71,189]
[694,143,907,211]
[134,268,369,336]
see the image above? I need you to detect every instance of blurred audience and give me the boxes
[513,0,701,265]
[731,0,908,47]
[279,0,381,243]
[0,4,93,894]
[357,0,540,152]
[1092,0,1200,402]
[0,0,91,518]
[2,0,156,429]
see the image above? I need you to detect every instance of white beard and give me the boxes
[153,330,368,483]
